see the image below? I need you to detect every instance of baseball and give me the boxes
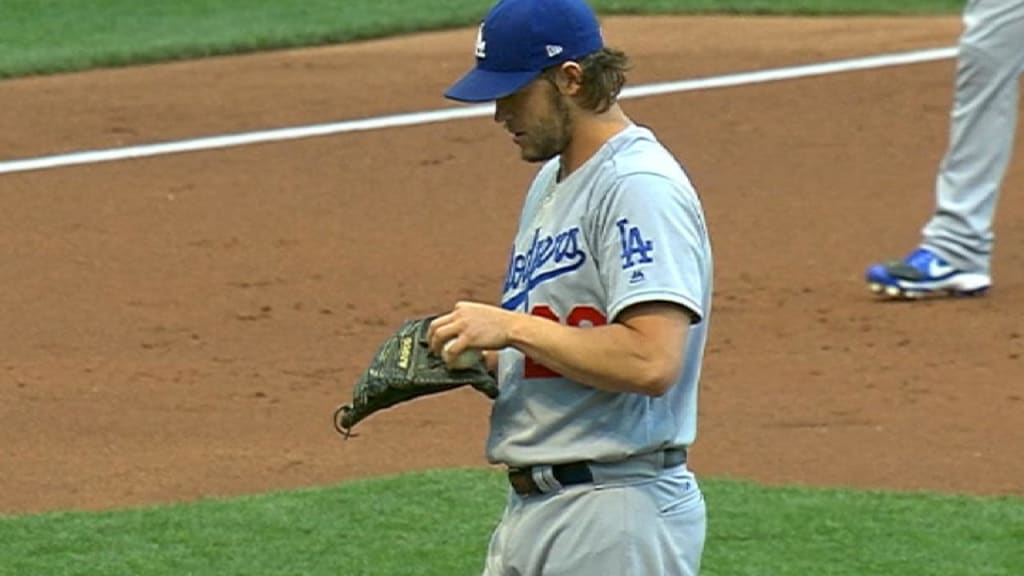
[443,339,483,370]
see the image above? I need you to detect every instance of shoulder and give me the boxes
[612,126,689,177]
[593,126,692,186]
[590,127,700,207]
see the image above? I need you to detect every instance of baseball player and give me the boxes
[866,0,1024,299]
[426,0,713,574]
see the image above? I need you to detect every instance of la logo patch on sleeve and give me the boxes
[616,218,654,270]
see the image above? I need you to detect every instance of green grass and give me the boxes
[1,469,1021,576]
[0,0,966,79]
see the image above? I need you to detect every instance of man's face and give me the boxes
[494,74,573,163]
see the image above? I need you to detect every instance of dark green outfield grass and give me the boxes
[1,470,1021,576]
[0,0,965,78]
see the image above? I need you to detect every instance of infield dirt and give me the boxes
[1,15,1022,515]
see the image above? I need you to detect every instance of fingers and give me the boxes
[427,310,461,354]
[441,336,468,364]
[427,301,504,355]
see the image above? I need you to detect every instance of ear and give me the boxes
[554,62,584,96]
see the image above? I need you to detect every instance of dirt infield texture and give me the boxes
[1,16,1022,515]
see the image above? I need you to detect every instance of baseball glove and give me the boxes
[332,315,498,438]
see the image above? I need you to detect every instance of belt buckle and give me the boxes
[508,468,537,495]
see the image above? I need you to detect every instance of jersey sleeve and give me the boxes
[589,172,710,323]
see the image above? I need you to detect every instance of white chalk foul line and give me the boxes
[621,46,957,98]
[0,46,956,176]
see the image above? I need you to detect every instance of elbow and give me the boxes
[643,378,674,397]
[636,359,682,397]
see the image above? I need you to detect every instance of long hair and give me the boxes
[574,47,632,113]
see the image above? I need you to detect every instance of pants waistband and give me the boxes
[507,447,688,497]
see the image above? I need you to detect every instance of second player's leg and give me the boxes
[921,0,1024,273]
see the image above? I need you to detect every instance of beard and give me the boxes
[518,88,574,163]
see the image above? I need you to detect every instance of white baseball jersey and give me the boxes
[489,124,713,467]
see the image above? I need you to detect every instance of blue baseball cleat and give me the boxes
[865,248,991,299]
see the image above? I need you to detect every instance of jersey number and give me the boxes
[524,305,607,379]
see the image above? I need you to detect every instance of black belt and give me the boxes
[507,448,688,496]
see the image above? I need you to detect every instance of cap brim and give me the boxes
[444,67,541,103]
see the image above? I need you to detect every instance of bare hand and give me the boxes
[427,301,515,359]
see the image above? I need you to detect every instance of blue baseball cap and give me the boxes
[444,0,604,103]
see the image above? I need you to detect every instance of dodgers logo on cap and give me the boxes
[475,24,487,59]
[444,0,604,103]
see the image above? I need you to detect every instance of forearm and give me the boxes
[506,313,682,396]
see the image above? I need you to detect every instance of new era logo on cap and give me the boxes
[445,0,604,102]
